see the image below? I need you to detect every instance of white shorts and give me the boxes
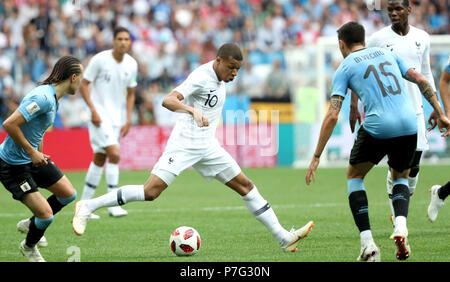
[88,121,121,154]
[416,112,429,151]
[151,140,241,186]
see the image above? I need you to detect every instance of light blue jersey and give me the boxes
[332,47,417,139]
[0,84,58,165]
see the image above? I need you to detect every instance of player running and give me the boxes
[306,22,449,262]
[73,43,314,253]
[0,55,83,262]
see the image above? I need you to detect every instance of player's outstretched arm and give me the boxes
[306,95,344,185]
[404,69,450,136]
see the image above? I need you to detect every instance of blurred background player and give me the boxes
[427,59,450,222]
[72,43,314,253]
[79,26,138,218]
[0,55,83,262]
[350,0,438,225]
[306,22,449,261]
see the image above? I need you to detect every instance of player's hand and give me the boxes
[30,150,50,167]
[427,110,437,131]
[193,109,209,127]
[120,122,131,137]
[305,156,320,185]
[437,115,450,137]
[349,107,361,133]
[91,110,102,127]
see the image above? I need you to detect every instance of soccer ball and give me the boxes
[169,226,201,256]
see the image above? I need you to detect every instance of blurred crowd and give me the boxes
[0,0,448,127]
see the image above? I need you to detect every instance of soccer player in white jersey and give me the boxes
[79,27,138,218]
[350,0,437,224]
[73,43,314,253]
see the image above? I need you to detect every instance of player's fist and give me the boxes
[193,109,209,127]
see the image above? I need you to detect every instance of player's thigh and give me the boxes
[387,133,417,175]
[193,144,241,185]
[0,159,39,201]
[31,159,65,190]
[151,144,202,186]
[349,127,386,168]
[45,175,76,198]
[88,122,120,154]
[22,191,53,219]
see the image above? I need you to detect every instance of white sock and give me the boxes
[394,216,407,234]
[408,174,418,196]
[241,186,289,245]
[360,230,373,245]
[81,162,104,200]
[87,185,145,211]
[106,162,119,193]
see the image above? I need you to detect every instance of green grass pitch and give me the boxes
[0,165,448,262]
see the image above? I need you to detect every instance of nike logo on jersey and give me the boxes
[209,89,216,93]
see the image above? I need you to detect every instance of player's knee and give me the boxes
[34,215,54,230]
[57,190,77,205]
[35,207,53,220]
[107,152,120,163]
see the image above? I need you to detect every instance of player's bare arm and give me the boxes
[306,95,344,185]
[404,69,450,136]
[121,87,135,137]
[429,69,450,130]
[2,111,49,166]
[162,91,209,127]
[349,91,361,133]
[79,79,101,126]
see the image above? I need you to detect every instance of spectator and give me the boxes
[263,59,290,102]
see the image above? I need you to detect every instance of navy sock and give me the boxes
[25,216,53,247]
[438,182,450,200]
[392,180,410,218]
[349,190,370,232]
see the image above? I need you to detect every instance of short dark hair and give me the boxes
[217,43,243,61]
[39,55,82,85]
[337,21,365,48]
[113,26,130,38]
[388,0,410,7]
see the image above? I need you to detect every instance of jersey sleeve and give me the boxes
[127,60,138,88]
[173,73,203,99]
[331,65,350,98]
[18,94,51,122]
[83,54,101,82]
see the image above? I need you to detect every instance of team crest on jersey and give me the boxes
[415,41,421,49]
[19,181,32,192]
[168,157,174,164]
[26,102,40,115]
